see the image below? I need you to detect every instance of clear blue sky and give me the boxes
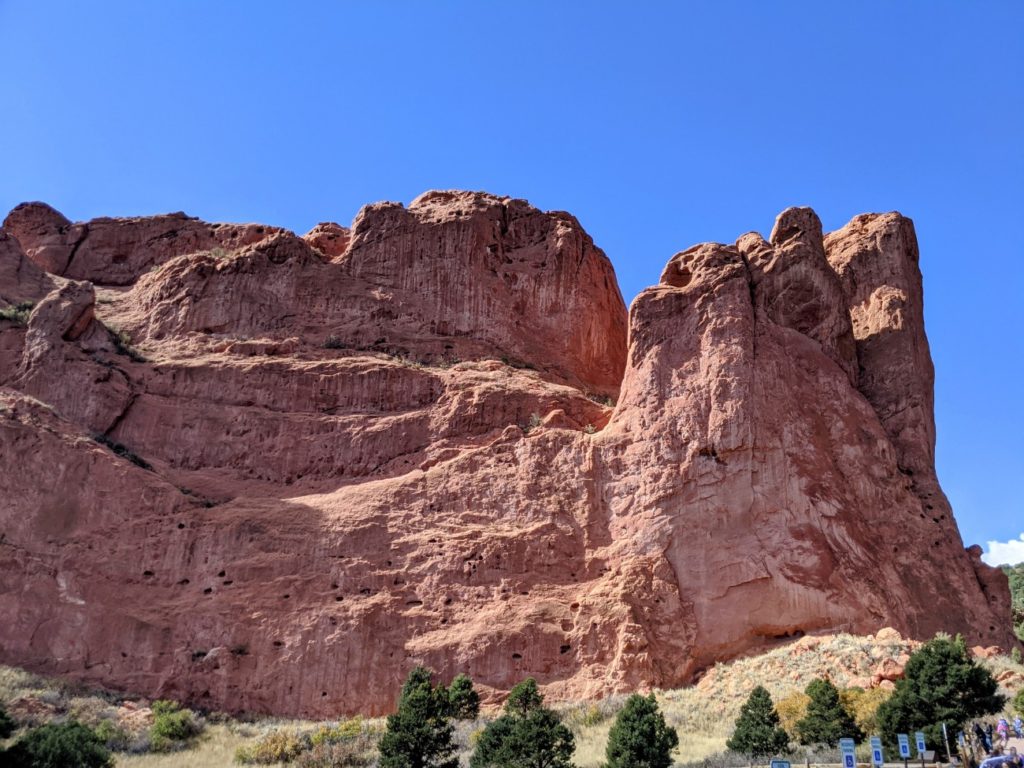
[1,2,1021,560]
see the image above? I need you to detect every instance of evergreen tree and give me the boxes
[470,678,575,768]
[4,721,113,768]
[0,704,15,739]
[876,634,1005,758]
[447,673,480,720]
[726,686,789,759]
[795,678,862,745]
[605,693,679,768]
[379,667,458,768]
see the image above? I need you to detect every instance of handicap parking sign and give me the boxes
[898,734,911,759]
[871,736,884,767]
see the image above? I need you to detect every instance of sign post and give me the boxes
[841,738,857,768]
[898,734,911,768]
[871,736,885,768]
[915,732,926,768]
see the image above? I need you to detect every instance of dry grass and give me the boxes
[115,724,265,768]
[1,631,1020,768]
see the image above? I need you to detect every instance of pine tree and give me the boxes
[470,678,575,768]
[876,634,1005,758]
[726,686,790,759]
[447,673,480,720]
[605,693,679,768]
[795,678,862,745]
[0,705,15,739]
[378,667,458,768]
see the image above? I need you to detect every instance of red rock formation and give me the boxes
[0,193,1014,718]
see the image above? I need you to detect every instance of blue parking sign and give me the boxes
[898,734,911,759]
[871,736,884,767]
[915,732,926,754]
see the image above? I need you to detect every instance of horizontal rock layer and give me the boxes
[0,191,1013,716]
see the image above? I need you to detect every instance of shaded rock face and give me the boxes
[0,193,1013,717]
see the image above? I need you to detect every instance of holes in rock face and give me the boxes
[223,580,233,586]
[203,587,213,595]
[282,594,290,599]
[440,618,448,625]
[178,579,190,586]
[334,596,343,602]
[143,570,154,577]
[177,523,185,530]
[321,691,327,697]
[892,546,899,554]
[329,617,337,626]
[331,583,339,590]
[273,640,284,647]
[406,599,423,606]
[217,570,226,577]
[559,644,571,655]
[570,602,580,612]
[512,653,522,660]
[360,588,371,595]
[121,652,127,658]
[444,597,453,605]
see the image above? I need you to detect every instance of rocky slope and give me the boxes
[0,191,1014,717]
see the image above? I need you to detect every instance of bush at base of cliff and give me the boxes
[0,704,16,739]
[604,693,679,768]
[470,679,575,768]
[235,729,309,764]
[726,686,789,759]
[3,720,113,768]
[295,734,379,767]
[796,678,863,746]
[149,699,202,752]
[876,634,1004,757]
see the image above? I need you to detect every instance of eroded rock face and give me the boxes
[0,194,1014,717]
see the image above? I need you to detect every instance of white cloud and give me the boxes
[982,533,1024,566]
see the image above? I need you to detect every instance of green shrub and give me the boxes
[4,720,113,768]
[876,634,1004,757]
[94,719,131,751]
[0,301,35,325]
[796,678,862,745]
[726,685,789,758]
[447,674,480,720]
[107,326,147,363]
[379,667,457,768]
[470,678,574,768]
[1014,688,1024,715]
[235,728,309,764]
[0,703,16,738]
[149,699,201,751]
[605,693,679,768]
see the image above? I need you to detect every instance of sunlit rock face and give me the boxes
[0,192,1012,716]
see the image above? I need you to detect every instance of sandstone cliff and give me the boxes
[0,192,1013,716]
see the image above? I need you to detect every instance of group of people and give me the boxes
[970,718,1024,768]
